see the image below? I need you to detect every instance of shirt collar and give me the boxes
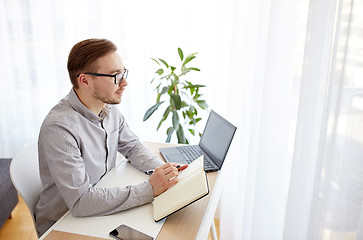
[68,88,111,123]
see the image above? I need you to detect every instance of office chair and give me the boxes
[10,143,41,238]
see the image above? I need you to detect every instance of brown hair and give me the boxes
[67,38,117,88]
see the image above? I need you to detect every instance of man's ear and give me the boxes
[78,74,91,89]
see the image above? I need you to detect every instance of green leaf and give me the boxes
[170,93,182,110]
[155,83,161,92]
[189,129,195,135]
[182,53,197,67]
[170,66,176,71]
[181,67,200,76]
[193,93,201,100]
[181,69,192,75]
[181,101,188,108]
[172,73,179,83]
[156,68,164,75]
[183,56,196,66]
[183,84,206,89]
[157,106,172,130]
[151,58,160,65]
[172,111,180,131]
[184,82,195,95]
[160,86,168,95]
[176,125,186,143]
[166,127,174,143]
[143,101,164,121]
[189,105,195,113]
[159,58,169,68]
[189,67,200,71]
[157,86,169,102]
[178,48,184,61]
[197,100,208,109]
[189,117,201,125]
[186,109,193,119]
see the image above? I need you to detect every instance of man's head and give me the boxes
[67,39,128,113]
[67,38,118,88]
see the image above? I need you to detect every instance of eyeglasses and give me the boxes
[77,69,128,85]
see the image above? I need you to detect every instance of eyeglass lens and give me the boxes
[116,69,128,84]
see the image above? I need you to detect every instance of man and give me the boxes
[34,38,186,236]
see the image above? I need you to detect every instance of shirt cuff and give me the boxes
[133,180,154,204]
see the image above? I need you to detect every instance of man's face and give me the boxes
[89,51,127,105]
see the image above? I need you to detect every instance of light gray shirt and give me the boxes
[35,89,164,236]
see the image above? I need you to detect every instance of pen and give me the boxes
[144,165,180,175]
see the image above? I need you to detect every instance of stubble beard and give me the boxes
[93,89,121,105]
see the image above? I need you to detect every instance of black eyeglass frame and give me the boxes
[77,69,128,85]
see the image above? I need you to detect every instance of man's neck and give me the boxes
[73,88,105,115]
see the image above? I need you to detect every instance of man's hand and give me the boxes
[148,162,188,197]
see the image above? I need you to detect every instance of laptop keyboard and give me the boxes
[176,145,216,169]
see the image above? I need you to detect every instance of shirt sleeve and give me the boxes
[116,114,165,171]
[39,122,155,218]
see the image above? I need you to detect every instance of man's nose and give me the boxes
[119,78,128,87]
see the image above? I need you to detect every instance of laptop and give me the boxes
[160,110,237,172]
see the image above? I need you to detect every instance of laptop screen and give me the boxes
[199,110,237,168]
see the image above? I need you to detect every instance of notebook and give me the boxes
[153,155,209,222]
[160,110,237,172]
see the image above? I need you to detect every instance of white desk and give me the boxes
[39,142,222,240]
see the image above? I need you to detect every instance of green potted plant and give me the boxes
[143,48,208,144]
